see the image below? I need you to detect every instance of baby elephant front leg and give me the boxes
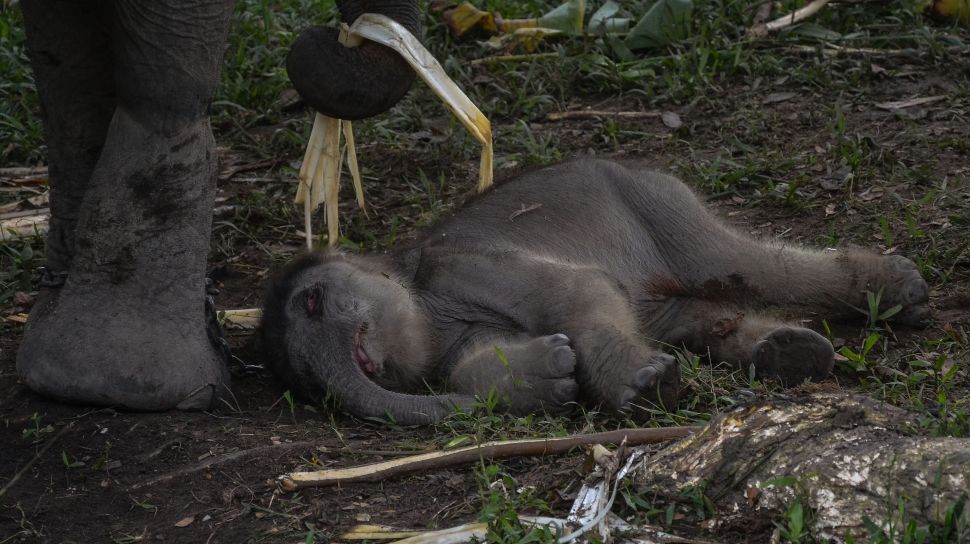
[446,334,579,415]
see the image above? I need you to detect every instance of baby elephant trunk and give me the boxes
[326,363,475,425]
[297,323,476,425]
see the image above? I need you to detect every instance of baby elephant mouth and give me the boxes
[353,322,376,374]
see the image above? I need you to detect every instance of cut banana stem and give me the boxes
[296,113,346,248]
[296,113,326,207]
[342,121,366,214]
[296,13,493,249]
[219,308,263,330]
[347,13,493,192]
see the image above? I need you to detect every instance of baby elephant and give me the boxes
[259,160,929,424]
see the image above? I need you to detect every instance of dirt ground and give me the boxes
[2,49,969,543]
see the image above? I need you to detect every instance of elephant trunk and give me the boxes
[327,359,476,425]
[290,321,476,425]
[286,0,420,120]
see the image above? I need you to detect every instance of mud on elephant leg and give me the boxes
[16,0,235,410]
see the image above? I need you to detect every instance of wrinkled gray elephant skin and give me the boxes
[16,0,420,411]
[260,160,930,425]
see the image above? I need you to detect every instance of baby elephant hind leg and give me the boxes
[446,334,580,416]
[635,172,929,326]
[644,298,834,386]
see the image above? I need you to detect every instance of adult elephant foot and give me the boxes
[16,110,230,411]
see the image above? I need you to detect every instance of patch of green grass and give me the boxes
[0,240,39,305]
[0,6,44,165]
[497,120,562,168]
[20,411,51,441]
[60,450,84,469]
[215,0,335,129]
[475,461,561,543]
[855,496,970,544]
[639,348,758,427]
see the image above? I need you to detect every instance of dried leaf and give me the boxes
[875,96,945,111]
[746,485,761,506]
[762,92,797,105]
[859,187,884,202]
[661,111,683,129]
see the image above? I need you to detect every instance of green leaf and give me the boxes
[878,304,903,321]
[588,0,629,34]
[494,346,511,369]
[863,332,881,354]
[624,0,693,50]
[787,22,842,41]
[762,476,799,488]
[445,435,471,449]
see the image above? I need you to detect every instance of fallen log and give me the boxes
[630,394,970,542]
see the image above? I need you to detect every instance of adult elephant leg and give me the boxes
[20,0,115,280]
[16,0,236,410]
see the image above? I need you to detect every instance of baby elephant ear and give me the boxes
[286,0,421,120]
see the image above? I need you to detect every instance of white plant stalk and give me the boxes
[764,0,832,31]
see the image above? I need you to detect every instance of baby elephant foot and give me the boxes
[506,334,579,416]
[752,326,834,386]
[877,256,930,327]
[618,353,680,421]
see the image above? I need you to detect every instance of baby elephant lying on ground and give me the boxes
[259,160,930,424]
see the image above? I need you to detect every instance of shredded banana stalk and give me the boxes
[295,13,493,249]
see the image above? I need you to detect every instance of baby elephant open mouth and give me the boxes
[353,323,376,375]
[259,159,930,426]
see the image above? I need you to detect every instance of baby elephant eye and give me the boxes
[304,287,322,316]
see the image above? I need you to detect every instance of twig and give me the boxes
[747,0,775,37]
[332,448,437,457]
[278,426,697,491]
[128,441,316,491]
[764,0,833,32]
[470,52,559,65]
[0,422,74,498]
[786,44,970,57]
[139,438,182,463]
[0,207,49,221]
[545,110,663,122]
[0,166,47,178]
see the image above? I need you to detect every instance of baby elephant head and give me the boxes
[259,252,465,424]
